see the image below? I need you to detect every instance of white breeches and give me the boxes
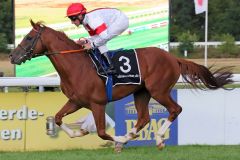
[95,13,129,54]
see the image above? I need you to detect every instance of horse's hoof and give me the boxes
[114,142,123,153]
[73,129,89,137]
[113,136,128,144]
[157,142,165,150]
[129,132,140,139]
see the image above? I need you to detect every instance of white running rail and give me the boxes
[0,74,240,93]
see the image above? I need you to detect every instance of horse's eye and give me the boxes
[26,36,32,41]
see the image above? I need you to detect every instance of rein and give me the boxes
[37,48,86,56]
[19,26,87,58]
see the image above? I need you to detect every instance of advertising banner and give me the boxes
[114,90,178,146]
[0,93,26,151]
[0,90,176,151]
[0,92,114,151]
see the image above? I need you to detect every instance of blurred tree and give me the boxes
[209,0,240,41]
[218,34,239,56]
[0,33,8,52]
[170,0,202,41]
[170,0,240,41]
[0,0,14,52]
[177,31,199,54]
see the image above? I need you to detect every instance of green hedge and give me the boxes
[0,33,8,53]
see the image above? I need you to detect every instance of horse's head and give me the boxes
[9,20,46,65]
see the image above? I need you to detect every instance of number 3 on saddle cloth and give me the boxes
[89,48,141,101]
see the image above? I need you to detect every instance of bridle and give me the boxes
[18,27,44,61]
[17,26,85,62]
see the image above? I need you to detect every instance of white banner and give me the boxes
[194,0,208,14]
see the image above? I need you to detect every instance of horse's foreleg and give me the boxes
[55,100,81,126]
[55,100,87,138]
[90,103,114,141]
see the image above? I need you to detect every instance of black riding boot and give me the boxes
[102,52,116,74]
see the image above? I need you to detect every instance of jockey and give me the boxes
[66,3,129,74]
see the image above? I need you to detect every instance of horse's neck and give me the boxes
[48,53,89,80]
[43,28,88,79]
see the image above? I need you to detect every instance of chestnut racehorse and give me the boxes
[10,20,233,150]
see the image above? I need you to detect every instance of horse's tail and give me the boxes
[177,58,234,90]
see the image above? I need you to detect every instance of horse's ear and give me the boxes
[30,19,40,31]
[30,19,35,28]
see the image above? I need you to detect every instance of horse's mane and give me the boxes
[35,21,80,48]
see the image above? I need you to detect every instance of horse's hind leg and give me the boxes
[125,88,151,140]
[151,92,182,149]
[144,59,182,149]
[114,88,151,153]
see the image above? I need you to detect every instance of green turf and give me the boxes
[0,145,239,160]
[16,57,55,77]
[129,18,168,28]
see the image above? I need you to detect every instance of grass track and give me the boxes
[0,145,239,160]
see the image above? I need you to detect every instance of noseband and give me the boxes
[18,27,44,61]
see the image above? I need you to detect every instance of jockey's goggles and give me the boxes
[68,15,79,21]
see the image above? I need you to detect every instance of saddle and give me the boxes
[89,49,141,101]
